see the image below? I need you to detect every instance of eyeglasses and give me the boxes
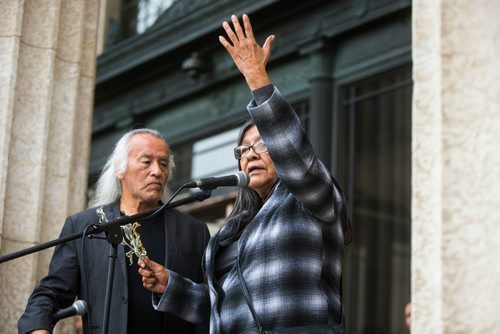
[234,140,268,160]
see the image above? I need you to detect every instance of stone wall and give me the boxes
[412,0,500,333]
[0,1,99,332]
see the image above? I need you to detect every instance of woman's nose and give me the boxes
[245,147,260,160]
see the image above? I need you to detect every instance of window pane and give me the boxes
[169,128,239,190]
[191,128,240,179]
[340,65,412,334]
[108,0,177,45]
[137,0,176,33]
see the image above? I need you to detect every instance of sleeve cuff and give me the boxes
[251,83,274,105]
[152,269,176,310]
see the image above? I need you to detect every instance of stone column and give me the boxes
[0,1,99,333]
[412,0,500,333]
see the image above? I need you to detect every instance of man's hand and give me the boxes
[219,14,274,90]
[138,257,169,294]
[29,331,50,334]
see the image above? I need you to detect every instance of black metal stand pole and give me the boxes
[102,243,118,334]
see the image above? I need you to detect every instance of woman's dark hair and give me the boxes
[228,119,352,245]
[227,120,263,228]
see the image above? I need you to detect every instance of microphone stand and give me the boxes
[0,188,212,334]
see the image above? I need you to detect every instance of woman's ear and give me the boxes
[116,171,124,180]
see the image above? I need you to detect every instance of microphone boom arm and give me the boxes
[0,190,212,264]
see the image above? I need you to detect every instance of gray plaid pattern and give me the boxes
[154,87,346,334]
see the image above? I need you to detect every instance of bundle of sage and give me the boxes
[96,206,147,265]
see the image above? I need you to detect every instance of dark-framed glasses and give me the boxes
[234,140,268,160]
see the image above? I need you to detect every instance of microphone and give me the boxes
[53,300,88,322]
[184,171,249,190]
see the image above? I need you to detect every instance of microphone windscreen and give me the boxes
[236,171,249,188]
[74,300,88,315]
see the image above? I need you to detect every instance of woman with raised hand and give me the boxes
[139,14,351,334]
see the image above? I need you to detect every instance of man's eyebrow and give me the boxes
[139,153,169,160]
[138,153,153,159]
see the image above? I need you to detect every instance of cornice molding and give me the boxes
[96,0,278,84]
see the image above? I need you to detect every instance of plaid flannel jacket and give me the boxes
[154,86,346,333]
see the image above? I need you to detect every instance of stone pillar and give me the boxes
[412,0,500,333]
[0,1,99,333]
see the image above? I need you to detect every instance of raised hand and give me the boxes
[138,257,169,294]
[219,14,275,90]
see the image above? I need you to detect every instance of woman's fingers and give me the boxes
[222,20,239,46]
[231,15,245,40]
[242,14,255,41]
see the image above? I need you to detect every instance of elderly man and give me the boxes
[18,129,210,334]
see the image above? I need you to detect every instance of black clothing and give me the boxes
[18,202,210,334]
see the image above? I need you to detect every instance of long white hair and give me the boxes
[88,128,175,208]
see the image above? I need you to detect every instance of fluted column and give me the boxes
[412,0,500,333]
[0,1,99,332]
